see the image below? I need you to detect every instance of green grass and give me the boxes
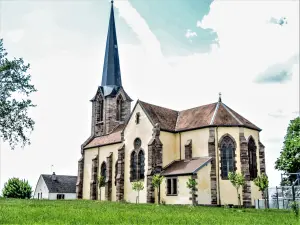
[0,199,298,225]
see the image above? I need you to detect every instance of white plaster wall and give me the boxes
[33,176,49,199]
[83,148,98,199]
[123,103,153,203]
[48,193,76,200]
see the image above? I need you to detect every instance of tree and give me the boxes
[132,181,144,203]
[0,39,37,149]
[228,172,245,207]
[2,177,32,199]
[275,117,300,183]
[186,177,198,206]
[97,175,105,201]
[152,174,164,204]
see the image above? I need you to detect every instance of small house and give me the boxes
[33,172,77,200]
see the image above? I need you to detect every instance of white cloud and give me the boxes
[196,20,201,27]
[185,29,197,39]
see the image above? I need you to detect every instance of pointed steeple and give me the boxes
[101,0,122,87]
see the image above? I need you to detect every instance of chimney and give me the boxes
[52,172,57,181]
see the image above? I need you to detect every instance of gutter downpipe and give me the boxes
[216,126,221,205]
[179,132,182,160]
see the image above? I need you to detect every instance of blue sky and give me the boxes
[0,0,299,191]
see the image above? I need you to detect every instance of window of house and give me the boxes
[248,137,257,179]
[101,162,107,181]
[220,136,235,179]
[138,150,145,179]
[166,177,178,196]
[130,151,137,181]
[57,194,65,200]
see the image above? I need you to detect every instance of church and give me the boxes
[76,1,266,207]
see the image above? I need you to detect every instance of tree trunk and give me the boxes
[158,184,161,204]
[100,187,101,201]
[237,188,241,208]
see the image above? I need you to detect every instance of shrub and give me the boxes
[290,201,299,218]
[2,178,32,199]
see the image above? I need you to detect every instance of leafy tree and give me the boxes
[186,177,198,206]
[97,175,105,201]
[132,181,144,203]
[152,174,164,204]
[2,177,32,199]
[228,172,245,207]
[254,173,269,209]
[0,39,37,149]
[275,117,300,183]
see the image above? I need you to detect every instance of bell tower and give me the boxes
[91,0,132,136]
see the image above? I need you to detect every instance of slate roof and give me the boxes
[139,100,261,132]
[84,124,124,149]
[41,174,77,193]
[161,157,212,176]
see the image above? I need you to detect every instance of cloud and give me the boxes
[185,29,197,43]
[256,54,299,83]
[269,17,288,26]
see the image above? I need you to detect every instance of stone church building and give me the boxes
[76,2,266,206]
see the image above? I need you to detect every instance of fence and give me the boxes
[255,185,300,209]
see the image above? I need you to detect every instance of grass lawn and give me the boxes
[0,198,298,225]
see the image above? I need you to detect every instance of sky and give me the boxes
[0,0,299,192]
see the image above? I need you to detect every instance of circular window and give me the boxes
[134,138,142,149]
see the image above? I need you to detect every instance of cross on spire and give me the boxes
[218,92,222,102]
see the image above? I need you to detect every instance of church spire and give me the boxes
[101,0,122,87]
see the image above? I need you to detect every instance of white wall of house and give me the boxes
[33,176,49,199]
[48,193,77,200]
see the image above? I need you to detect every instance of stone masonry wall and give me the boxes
[105,153,113,201]
[90,155,98,200]
[76,156,84,199]
[239,128,251,207]
[116,144,125,201]
[208,128,217,205]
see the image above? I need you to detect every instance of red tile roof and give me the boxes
[84,124,124,149]
[139,100,261,132]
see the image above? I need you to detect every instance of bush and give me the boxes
[2,178,32,199]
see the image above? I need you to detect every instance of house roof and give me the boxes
[41,174,77,193]
[161,157,212,176]
[84,124,124,149]
[139,99,261,132]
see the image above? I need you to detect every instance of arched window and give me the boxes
[220,136,235,179]
[101,162,107,181]
[116,96,123,121]
[138,150,145,179]
[130,151,137,181]
[248,137,257,179]
[96,99,103,122]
